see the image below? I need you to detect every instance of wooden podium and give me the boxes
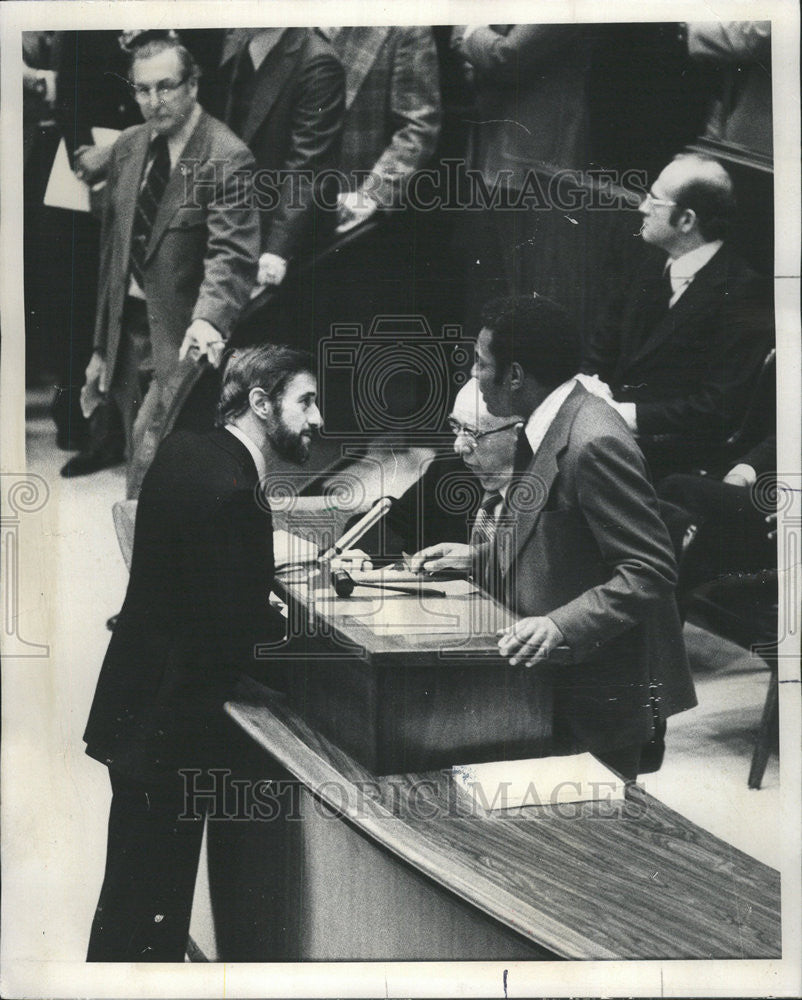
[225,680,782,961]
[274,571,567,774]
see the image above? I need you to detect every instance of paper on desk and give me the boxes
[452,753,626,810]
[348,571,478,598]
[273,528,319,571]
[311,591,467,634]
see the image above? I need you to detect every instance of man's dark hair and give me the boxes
[669,153,736,241]
[217,344,315,425]
[128,33,200,83]
[480,294,580,389]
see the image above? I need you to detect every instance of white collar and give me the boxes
[225,423,267,483]
[667,240,723,284]
[524,379,577,459]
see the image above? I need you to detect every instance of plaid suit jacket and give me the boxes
[330,26,441,207]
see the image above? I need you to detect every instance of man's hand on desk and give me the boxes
[497,616,565,668]
[408,542,474,575]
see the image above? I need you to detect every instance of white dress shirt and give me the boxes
[666,239,723,306]
[524,379,578,458]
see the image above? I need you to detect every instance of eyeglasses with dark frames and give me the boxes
[447,418,521,450]
[131,76,190,102]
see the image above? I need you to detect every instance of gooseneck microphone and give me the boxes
[318,496,394,563]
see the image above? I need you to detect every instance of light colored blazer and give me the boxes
[94,109,259,385]
[484,384,696,755]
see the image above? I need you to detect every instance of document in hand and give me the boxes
[452,753,626,811]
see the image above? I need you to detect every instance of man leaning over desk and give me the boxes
[411,295,697,779]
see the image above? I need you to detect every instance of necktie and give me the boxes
[470,490,502,547]
[227,47,256,135]
[129,135,170,289]
[512,425,534,474]
[639,267,674,342]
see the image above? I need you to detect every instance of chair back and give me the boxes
[112,500,138,571]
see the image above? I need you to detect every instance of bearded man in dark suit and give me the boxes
[83,343,322,961]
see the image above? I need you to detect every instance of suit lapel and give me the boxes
[497,385,586,578]
[336,27,391,109]
[626,247,728,368]
[145,111,209,262]
[115,129,151,278]
[241,29,303,144]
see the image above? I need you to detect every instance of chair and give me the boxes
[111,500,138,572]
[688,570,779,788]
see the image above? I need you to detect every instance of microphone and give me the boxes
[318,496,394,563]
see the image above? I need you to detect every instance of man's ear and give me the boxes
[678,207,697,233]
[248,386,273,420]
[509,362,524,391]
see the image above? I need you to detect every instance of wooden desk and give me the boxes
[226,680,782,961]
[275,572,566,773]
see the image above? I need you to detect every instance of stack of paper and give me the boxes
[452,753,626,810]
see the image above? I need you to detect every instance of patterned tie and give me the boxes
[470,490,503,548]
[129,135,171,289]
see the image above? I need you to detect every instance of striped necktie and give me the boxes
[470,490,503,547]
[129,135,170,289]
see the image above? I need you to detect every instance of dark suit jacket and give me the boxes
[484,385,696,755]
[454,24,594,180]
[582,244,774,439]
[84,428,286,781]
[93,109,260,385]
[221,28,344,260]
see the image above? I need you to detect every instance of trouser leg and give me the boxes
[87,769,206,962]
[108,298,153,463]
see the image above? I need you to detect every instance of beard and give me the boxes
[269,421,312,465]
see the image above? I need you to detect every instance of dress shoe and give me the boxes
[60,449,123,478]
[106,614,119,632]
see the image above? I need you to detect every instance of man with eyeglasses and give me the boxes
[73,34,260,494]
[580,152,773,478]
[342,378,522,562]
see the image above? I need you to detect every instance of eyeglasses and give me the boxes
[642,191,677,209]
[447,418,521,450]
[131,76,189,102]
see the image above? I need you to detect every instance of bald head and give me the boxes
[449,378,521,492]
[451,378,517,433]
[640,153,735,255]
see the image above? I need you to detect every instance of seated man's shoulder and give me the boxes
[569,392,640,453]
